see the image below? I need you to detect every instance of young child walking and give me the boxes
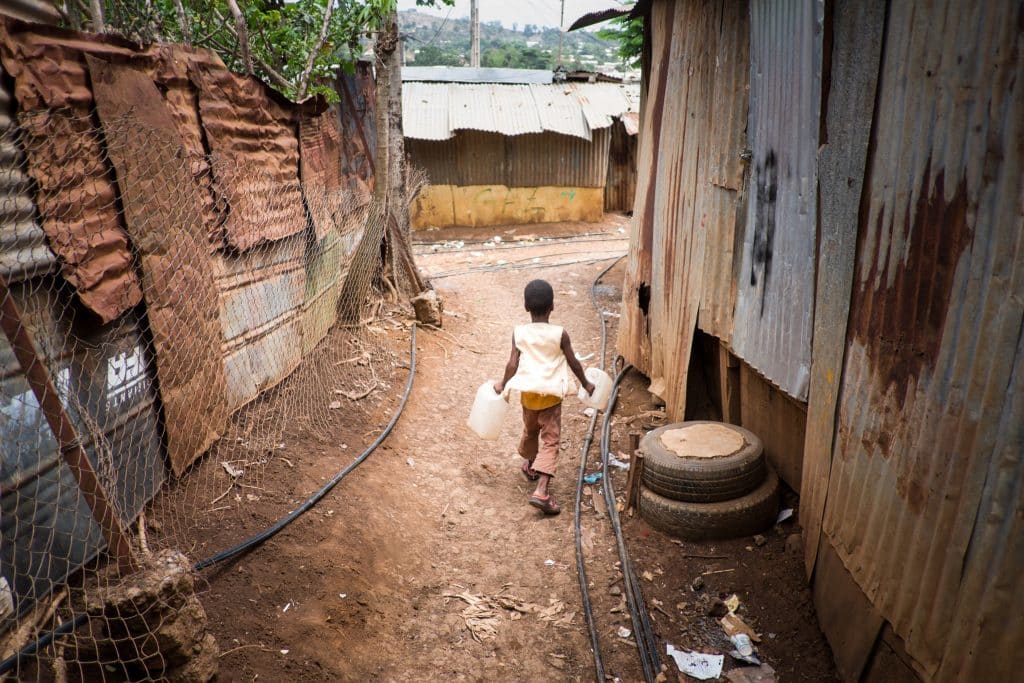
[494,279,595,515]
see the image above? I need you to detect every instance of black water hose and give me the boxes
[0,326,419,676]
[196,324,418,570]
[572,257,624,681]
[600,366,661,679]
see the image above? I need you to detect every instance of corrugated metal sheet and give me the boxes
[0,22,145,322]
[302,229,344,355]
[402,81,638,142]
[729,0,822,401]
[300,107,343,241]
[89,57,228,477]
[336,61,376,196]
[619,0,749,419]
[214,234,306,412]
[402,66,552,84]
[408,128,609,189]
[190,64,307,252]
[0,68,55,283]
[0,0,60,23]
[695,2,750,343]
[1,278,163,625]
[800,0,885,581]
[818,1,1024,680]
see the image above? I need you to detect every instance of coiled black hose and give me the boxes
[0,325,418,677]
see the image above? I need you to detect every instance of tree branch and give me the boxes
[89,0,103,32]
[211,9,293,91]
[172,0,192,44]
[295,0,336,101]
[225,0,252,75]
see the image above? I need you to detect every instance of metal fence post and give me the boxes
[0,277,136,573]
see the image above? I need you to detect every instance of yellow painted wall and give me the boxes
[411,185,604,229]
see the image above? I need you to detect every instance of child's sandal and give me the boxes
[529,494,561,515]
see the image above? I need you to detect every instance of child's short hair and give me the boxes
[524,279,554,314]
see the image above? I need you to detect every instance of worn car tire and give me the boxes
[640,421,765,503]
[638,468,780,541]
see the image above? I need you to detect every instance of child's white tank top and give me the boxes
[506,323,574,398]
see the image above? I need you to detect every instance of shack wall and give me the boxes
[619,1,1024,681]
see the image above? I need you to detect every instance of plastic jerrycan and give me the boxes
[578,367,613,411]
[468,381,509,440]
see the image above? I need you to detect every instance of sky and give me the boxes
[396,0,626,31]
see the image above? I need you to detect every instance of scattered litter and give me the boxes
[544,559,556,566]
[339,593,347,599]
[245,493,259,502]
[443,590,570,642]
[280,649,289,655]
[493,236,502,243]
[328,400,342,410]
[583,472,604,484]
[608,455,630,470]
[583,407,596,417]
[470,251,484,257]
[725,664,777,683]
[730,633,755,657]
[496,259,508,265]
[221,462,243,478]
[721,613,761,642]
[703,568,735,576]
[617,626,632,638]
[729,649,762,666]
[665,644,723,680]
[725,594,741,613]
[690,576,705,591]
[406,457,415,467]
[776,508,794,524]
[576,352,595,361]
[609,586,622,597]
[641,570,654,582]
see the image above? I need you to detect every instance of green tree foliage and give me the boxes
[413,44,463,66]
[596,15,643,69]
[481,45,551,70]
[76,0,450,102]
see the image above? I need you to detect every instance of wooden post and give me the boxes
[0,278,136,573]
[625,431,644,512]
[718,341,742,425]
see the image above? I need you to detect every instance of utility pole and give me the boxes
[470,0,480,67]
[556,0,565,69]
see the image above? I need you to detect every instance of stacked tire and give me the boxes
[637,421,779,541]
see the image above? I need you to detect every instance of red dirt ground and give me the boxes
[194,218,838,682]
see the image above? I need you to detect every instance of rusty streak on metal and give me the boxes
[0,276,136,573]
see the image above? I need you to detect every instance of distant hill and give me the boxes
[398,9,637,79]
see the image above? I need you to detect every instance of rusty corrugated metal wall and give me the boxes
[729,0,822,401]
[407,128,610,188]
[621,0,1024,680]
[810,1,1024,680]
[618,0,750,418]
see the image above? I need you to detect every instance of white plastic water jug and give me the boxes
[578,367,613,411]
[468,381,509,440]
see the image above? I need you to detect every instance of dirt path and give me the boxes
[199,222,838,682]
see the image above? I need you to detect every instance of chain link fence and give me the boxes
[0,103,416,681]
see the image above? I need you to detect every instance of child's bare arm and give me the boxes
[561,331,596,394]
[494,333,520,393]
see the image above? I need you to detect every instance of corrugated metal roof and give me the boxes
[729,0,822,402]
[401,66,552,84]
[402,81,639,141]
[816,0,1024,679]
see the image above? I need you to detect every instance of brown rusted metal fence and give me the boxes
[0,21,418,682]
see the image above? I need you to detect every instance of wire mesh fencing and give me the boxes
[0,106,415,681]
